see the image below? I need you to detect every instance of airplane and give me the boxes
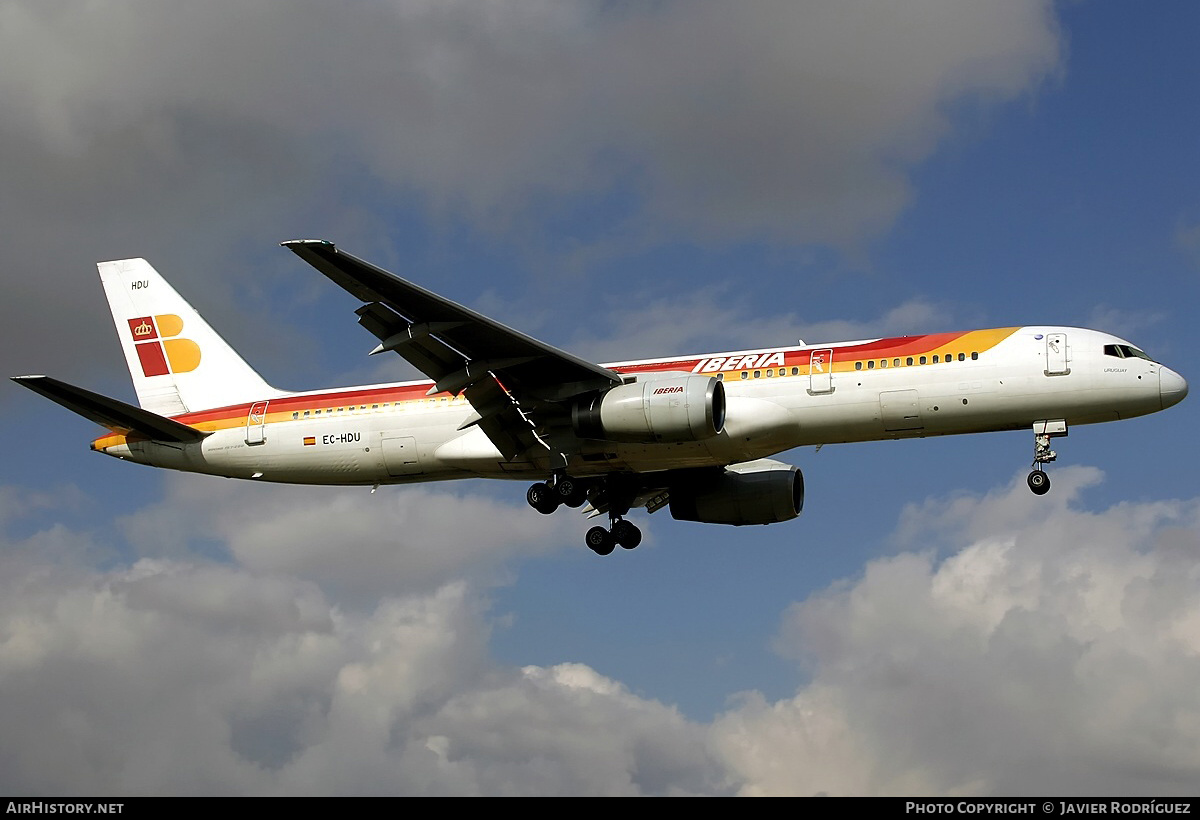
[12,240,1189,555]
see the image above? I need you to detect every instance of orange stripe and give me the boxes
[91,328,1021,450]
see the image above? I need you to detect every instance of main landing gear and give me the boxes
[526,473,643,555]
[585,518,642,556]
[526,475,587,513]
[1027,420,1067,496]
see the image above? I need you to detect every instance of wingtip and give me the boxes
[280,239,335,249]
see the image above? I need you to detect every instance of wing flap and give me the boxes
[12,375,209,443]
[354,303,462,381]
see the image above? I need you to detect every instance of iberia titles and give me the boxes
[691,351,787,374]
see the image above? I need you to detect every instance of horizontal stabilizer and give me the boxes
[11,375,209,443]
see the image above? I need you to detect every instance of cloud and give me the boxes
[118,476,578,606]
[3,465,1199,795]
[0,0,1062,378]
[0,540,724,794]
[570,288,951,363]
[720,468,1200,795]
[1175,218,1200,268]
[0,1,1064,238]
[1086,305,1169,343]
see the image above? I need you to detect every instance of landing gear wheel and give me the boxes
[527,482,560,514]
[586,526,615,556]
[612,519,642,550]
[556,476,588,508]
[1027,470,1050,495]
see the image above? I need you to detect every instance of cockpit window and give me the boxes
[1104,344,1155,362]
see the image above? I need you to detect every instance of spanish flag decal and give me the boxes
[303,436,316,446]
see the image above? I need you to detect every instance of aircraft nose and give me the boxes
[1160,366,1189,409]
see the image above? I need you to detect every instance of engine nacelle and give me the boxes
[669,459,804,525]
[572,373,726,444]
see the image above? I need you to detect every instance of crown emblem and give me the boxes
[133,320,153,337]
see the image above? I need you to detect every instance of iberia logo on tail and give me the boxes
[128,315,201,377]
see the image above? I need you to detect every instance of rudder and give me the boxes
[99,258,283,415]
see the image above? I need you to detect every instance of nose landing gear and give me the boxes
[1027,420,1066,495]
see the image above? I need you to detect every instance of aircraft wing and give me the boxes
[11,375,208,443]
[282,240,623,459]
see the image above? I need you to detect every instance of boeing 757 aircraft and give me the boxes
[12,241,1188,555]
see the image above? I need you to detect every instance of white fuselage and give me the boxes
[97,326,1184,486]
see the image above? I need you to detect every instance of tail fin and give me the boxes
[98,258,282,415]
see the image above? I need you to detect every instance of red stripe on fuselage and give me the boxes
[161,329,1013,427]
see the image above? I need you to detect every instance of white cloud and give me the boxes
[0,0,1062,377]
[1175,218,1200,268]
[3,466,1199,795]
[719,468,1200,795]
[570,288,951,363]
[0,540,723,795]
[1086,305,1168,343]
[0,1,1063,235]
[118,476,578,605]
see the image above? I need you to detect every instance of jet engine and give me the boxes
[669,459,803,525]
[572,373,725,444]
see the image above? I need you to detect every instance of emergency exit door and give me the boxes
[809,349,834,394]
[245,401,269,445]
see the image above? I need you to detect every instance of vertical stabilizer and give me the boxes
[98,259,282,415]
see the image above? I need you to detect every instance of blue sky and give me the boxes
[2,1,1198,795]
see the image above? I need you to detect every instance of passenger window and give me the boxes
[292,412,299,420]
[906,357,914,366]
[880,359,888,368]
[753,370,761,378]
[932,355,939,363]
[855,361,863,371]
[867,360,875,369]
[740,371,748,380]
[919,356,927,365]
[765,369,773,377]
[716,373,724,381]
[791,367,799,376]
[971,352,978,360]
[893,359,900,368]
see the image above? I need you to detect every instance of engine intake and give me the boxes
[669,459,803,525]
[572,373,725,443]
